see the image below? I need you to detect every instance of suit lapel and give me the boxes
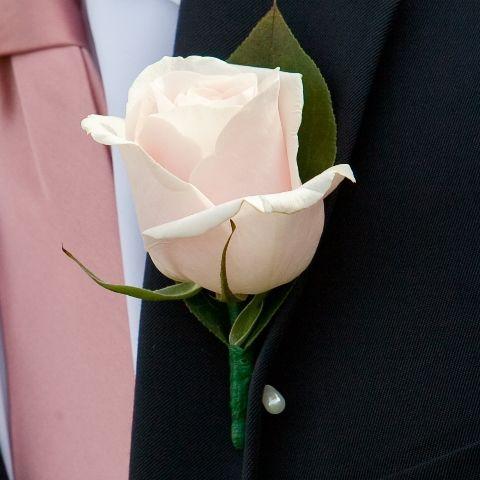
[172,0,401,478]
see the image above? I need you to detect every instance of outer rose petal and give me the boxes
[147,224,230,293]
[228,202,324,293]
[278,71,303,188]
[143,164,355,294]
[81,114,126,145]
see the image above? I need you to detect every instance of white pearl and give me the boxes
[262,384,286,414]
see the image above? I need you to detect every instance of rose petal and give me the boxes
[125,87,158,141]
[278,71,303,188]
[119,143,213,231]
[81,114,126,145]
[153,71,258,107]
[136,114,203,181]
[227,201,325,293]
[189,69,292,204]
[147,104,242,158]
[147,224,230,292]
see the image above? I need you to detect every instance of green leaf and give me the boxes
[63,246,201,301]
[220,220,243,303]
[243,281,295,349]
[229,294,266,346]
[184,291,230,344]
[228,4,336,182]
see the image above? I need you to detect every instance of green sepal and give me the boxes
[228,4,336,182]
[184,291,230,345]
[229,294,266,347]
[62,246,201,301]
[243,282,295,349]
[220,220,243,303]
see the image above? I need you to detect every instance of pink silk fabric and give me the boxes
[0,0,134,479]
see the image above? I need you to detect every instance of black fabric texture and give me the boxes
[0,455,7,480]
[130,1,480,479]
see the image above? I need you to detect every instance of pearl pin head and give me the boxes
[262,384,286,414]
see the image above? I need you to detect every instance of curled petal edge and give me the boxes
[81,114,126,146]
[143,164,355,243]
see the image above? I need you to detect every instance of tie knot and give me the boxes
[0,0,87,57]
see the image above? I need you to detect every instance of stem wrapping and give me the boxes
[228,301,254,449]
[228,345,254,449]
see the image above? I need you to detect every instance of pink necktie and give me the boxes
[0,1,134,479]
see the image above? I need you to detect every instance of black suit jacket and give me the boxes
[0,455,7,480]
[130,1,480,478]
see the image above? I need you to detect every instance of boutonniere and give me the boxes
[65,4,354,449]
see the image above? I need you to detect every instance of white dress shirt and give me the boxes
[0,2,180,477]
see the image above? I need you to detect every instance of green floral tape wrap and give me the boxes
[228,345,255,449]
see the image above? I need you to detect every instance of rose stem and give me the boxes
[228,302,255,450]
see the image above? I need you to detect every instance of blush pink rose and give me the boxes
[82,56,354,294]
